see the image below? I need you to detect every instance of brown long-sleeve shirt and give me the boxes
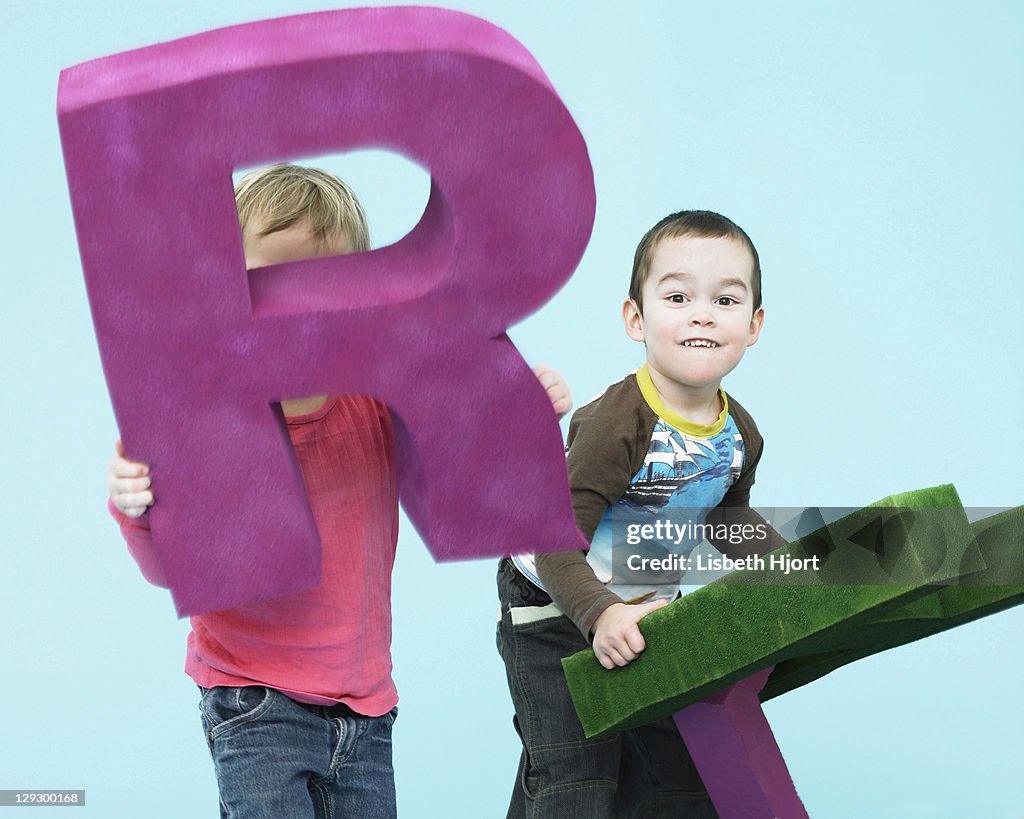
[519,367,783,638]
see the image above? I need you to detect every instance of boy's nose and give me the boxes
[689,310,716,326]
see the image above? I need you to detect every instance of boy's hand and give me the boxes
[108,439,154,518]
[591,599,669,669]
[532,364,573,419]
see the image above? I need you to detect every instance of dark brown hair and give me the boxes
[629,211,761,314]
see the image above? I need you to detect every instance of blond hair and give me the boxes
[234,163,370,252]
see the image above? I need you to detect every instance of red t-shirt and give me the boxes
[111,396,399,716]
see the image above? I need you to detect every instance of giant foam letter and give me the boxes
[563,489,1024,816]
[59,8,596,615]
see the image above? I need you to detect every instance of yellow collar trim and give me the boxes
[635,364,728,438]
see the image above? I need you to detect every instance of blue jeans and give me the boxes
[199,686,397,819]
[496,559,717,818]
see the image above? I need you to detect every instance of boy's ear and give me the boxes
[746,306,765,347]
[622,298,645,342]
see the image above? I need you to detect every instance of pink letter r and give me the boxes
[59,8,595,615]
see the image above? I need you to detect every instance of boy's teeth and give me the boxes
[683,340,718,347]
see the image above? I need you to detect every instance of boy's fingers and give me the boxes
[639,598,669,615]
[114,486,151,504]
[605,633,639,664]
[114,490,154,514]
[530,365,572,417]
[546,385,571,415]
[109,456,129,477]
[531,364,555,387]
[598,646,627,669]
[611,630,639,661]
[110,466,143,493]
[110,455,149,479]
[112,475,151,495]
[634,599,668,623]
[624,627,646,656]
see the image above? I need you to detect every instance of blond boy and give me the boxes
[109,164,570,818]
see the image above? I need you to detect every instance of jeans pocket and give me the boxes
[375,706,399,730]
[200,686,275,742]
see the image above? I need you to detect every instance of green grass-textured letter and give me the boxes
[562,485,1007,738]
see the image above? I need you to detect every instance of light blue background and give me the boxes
[3,1,1021,816]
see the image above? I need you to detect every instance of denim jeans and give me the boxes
[199,685,397,819]
[496,559,717,819]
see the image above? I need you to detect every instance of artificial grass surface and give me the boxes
[563,486,1022,738]
[760,504,1023,699]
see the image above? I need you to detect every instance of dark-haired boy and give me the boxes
[498,211,783,817]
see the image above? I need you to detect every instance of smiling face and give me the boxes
[624,234,764,413]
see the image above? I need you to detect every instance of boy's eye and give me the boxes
[717,296,738,306]
[668,294,687,304]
